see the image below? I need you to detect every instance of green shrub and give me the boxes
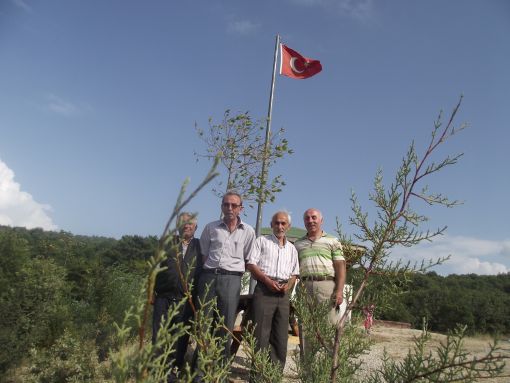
[22,329,105,383]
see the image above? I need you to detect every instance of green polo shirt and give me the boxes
[294,232,344,278]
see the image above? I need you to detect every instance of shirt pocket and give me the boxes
[233,240,242,257]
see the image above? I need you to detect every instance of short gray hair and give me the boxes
[222,190,243,206]
[178,212,197,224]
[303,208,322,221]
[271,210,292,225]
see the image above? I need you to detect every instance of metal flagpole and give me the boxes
[249,34,280,294]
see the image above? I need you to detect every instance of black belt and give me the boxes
[301,275,334,281]
[202,268,243,276]
[154,293,184,301]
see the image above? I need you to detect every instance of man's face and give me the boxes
[178,214,197,240]
[221,194,242,223]
[271,213,290,239]
[303,209,323,235]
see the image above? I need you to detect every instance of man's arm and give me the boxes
[243,227,256,263]
[199,224,210,264]
[332,259,346,306]
[283,246,299,294]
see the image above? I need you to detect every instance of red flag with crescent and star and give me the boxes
[279,44,322,79]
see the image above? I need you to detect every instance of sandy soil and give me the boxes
[229,324,510,382]
[355,325,510,383]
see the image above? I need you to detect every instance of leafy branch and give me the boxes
[330,97,468,381]
[194,110,292,207]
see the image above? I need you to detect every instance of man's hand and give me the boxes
[279,282,290,294]
[265,278,283,293]
[332,288,343,307]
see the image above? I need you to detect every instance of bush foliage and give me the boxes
[375,271,510,335]
[0,226,152,379]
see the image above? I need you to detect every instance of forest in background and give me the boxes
[1,225,509,379]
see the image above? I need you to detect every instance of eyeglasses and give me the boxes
[222,202,241,209]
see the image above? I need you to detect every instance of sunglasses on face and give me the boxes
[222,202,241,209]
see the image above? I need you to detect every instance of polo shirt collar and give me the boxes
[301,231,327,241]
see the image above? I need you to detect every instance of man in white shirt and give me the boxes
[197,191,256,362]
[247,211,299,369]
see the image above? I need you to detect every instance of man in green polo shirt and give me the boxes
[294,208,346,326]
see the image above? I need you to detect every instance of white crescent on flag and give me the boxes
[290,57,304,73]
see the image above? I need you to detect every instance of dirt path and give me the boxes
[230,324,510,382]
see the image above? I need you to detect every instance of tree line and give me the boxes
[375,270,510,335]
[1,224,508,380]
[0,225,157,380]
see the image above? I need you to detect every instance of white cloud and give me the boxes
[0,159,57,231]
[45,94,80,116]
[11,0,33,13]
[500,241,510,256]
[288,0,374,21]
[450,257,508,275]
[390,235,510,275]
[227,20,260,35]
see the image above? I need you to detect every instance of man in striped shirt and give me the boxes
[294,208,346,326]
[247,211,299,369]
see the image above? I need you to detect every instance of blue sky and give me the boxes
[1,0,509,275]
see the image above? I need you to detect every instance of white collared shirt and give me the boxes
[247,234,299,280]
[200,218,256,272]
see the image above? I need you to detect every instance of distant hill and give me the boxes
[260,226,306,241]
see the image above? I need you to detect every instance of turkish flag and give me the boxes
[280,44,322,79]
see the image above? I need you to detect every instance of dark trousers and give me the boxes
[251,283,290,368]
[152,295,192,370]
[195,272,242,361]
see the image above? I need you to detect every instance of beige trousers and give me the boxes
[302,279,340,325]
